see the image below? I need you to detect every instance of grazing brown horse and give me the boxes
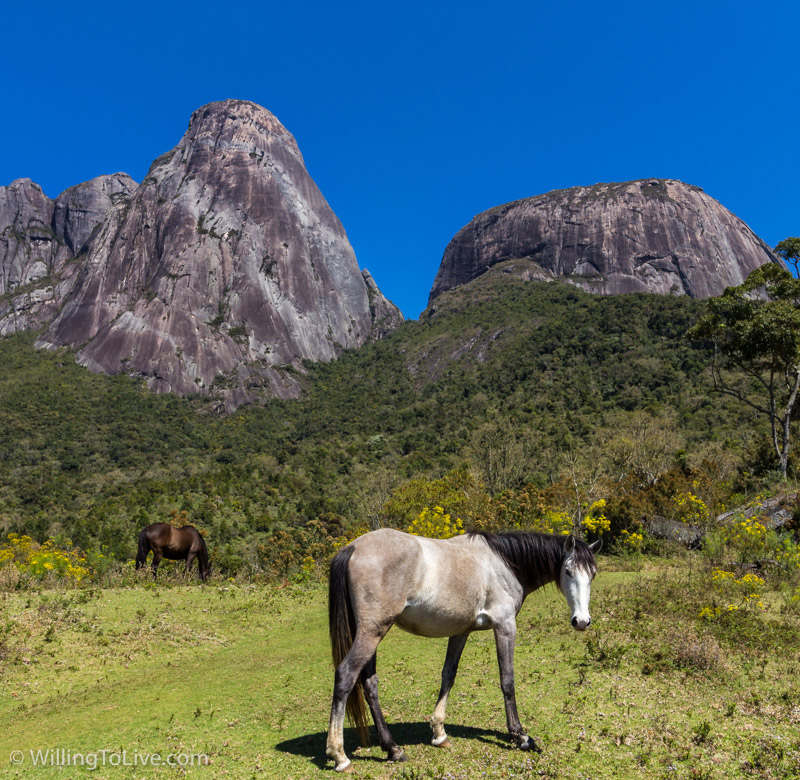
[326,529,601,772]
[135,523,210,581]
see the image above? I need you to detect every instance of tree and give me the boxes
[602,410,683,487]
[688,263,800,478]
[469,417,534,495]
[775,237,800,276]
[556,443,607,532]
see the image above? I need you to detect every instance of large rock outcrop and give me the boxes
[39,100,401,410]
[429,179,781,303]
[53,174,137,255]
[0,174,137,334]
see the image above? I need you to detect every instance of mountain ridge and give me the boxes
[1,113,785,413]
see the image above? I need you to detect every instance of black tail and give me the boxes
[329,545,369,746]
[135,530,149,569]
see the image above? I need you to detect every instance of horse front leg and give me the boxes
[360,653,406,762]
[431,632,470,747]
[494,622,537,751]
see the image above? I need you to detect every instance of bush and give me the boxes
[407,506,464,538]
[0,534,96,587]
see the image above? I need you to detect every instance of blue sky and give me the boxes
[2,1,797,319]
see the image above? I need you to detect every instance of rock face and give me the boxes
[1,179,64,297]
[0,174,137,334]
[430,179,781,303]
[53,174,138,255]
[39,100,402,410]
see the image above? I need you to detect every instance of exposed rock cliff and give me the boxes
[429,179,780,303]
[0,174,137,334]
[53,174,137,255]
[1,179,66,297]
[39,100,402,411]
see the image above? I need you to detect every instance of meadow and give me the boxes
[1,555,799,780]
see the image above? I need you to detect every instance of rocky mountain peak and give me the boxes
[429,179,781,303]
[38,99,402,411]
[184,100,303,160]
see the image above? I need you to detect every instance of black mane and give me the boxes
[469,531,597,592]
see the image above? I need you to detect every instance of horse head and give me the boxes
[560,535,601,631]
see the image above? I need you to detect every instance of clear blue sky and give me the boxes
[2,1,797,319]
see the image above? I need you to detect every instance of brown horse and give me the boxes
[135,523,210,581]
[326,529,600,772]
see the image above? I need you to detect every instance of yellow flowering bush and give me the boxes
[722,514,773,560]
[619,529,644,552]
[581,499,610,537]
[706,505,793,568]
[699,568,766,619]
[672,491,710,525]
[535,509,573,535]
[407,506,465,539]
[0,534,93,584]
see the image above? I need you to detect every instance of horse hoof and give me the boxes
[518,736,541,753]
[434,738,452,749]
[389,749,408,763]
[334,760,354,773]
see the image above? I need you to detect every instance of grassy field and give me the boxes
[1,560,799,779]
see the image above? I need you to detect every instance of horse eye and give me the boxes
[565,568,573,578]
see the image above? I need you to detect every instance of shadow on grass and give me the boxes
[276,722,510,770]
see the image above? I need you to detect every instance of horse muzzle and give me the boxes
[571,615,591,631]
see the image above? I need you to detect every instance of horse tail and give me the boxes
[135,529,149,569]
[329,544,370,747]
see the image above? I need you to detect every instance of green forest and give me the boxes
[1,269,792,577]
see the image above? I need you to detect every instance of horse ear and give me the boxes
[588,538,603,553]
[565,534,576,554]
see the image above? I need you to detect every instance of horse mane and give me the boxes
[469,531,596,592]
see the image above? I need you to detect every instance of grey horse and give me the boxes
[326,528,600,772]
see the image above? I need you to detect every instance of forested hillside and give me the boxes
[0,274,763,573]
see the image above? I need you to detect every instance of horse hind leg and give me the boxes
[184,551,197,577]
[150,551,162,579]
[327,628,389,772]
[360,653,406,762]
[431,632,469,747]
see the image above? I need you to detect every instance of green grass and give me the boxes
[1,563,799,779]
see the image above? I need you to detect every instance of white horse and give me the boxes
[326,528,601,772]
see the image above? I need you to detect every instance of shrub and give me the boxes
[581,498,610,539]
[492,483,574,534]
[382,468,492,529]
[699,570,766,619]
[407,506,464,539]
[0,534,94,586]
[671,490,710,526]
[618,529,645,552]
[256,516,349,581]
